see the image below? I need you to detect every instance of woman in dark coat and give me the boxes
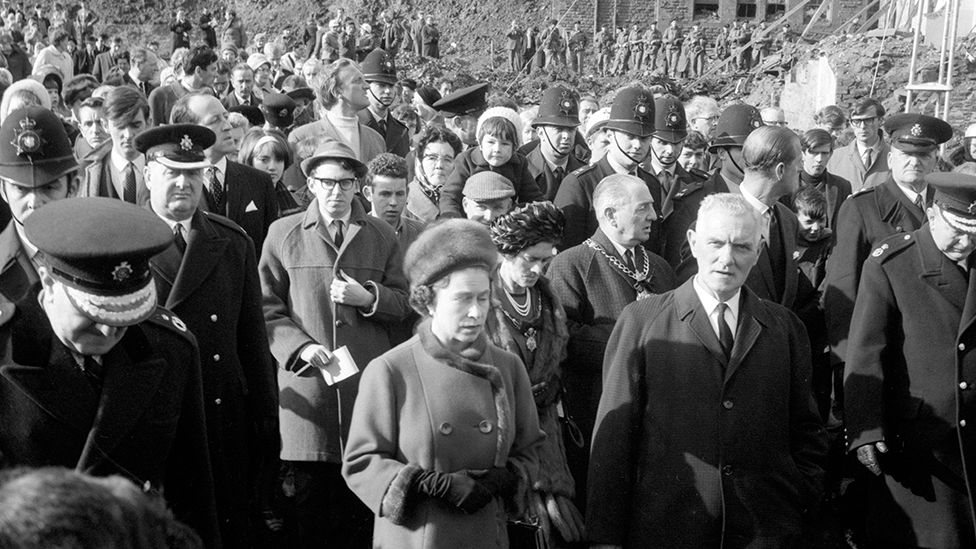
[343,219,544,548]
[486,201,586,546]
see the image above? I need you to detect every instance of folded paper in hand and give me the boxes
[320,345,359,385]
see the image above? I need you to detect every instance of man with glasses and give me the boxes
[827,98,890,193]
[760,106,788,127]
[824,113,952,416]
[259,139,410,548]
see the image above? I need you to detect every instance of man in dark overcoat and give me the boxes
[140,124,278,547]
[587,192,826,548]
[844,172,976,549]
[548,173,676,511]
[0,196,220,547]
[519,85,588,201]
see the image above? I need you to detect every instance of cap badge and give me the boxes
[634,94,651,120]
[11,117,44,156]
[111,261,133,282]
[278,108,289,117]
[383,59,395,72]
[179,135,194,151]
[666,102,682,128]
[559,90,576,115]
[910,123,922,137]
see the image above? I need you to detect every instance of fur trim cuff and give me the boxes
[380,464,424,525]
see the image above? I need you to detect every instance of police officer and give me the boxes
[845,171,976,548]
[824,113,953,384]
[554,85,663,252]
[663,103,765,277]
[0,196,220,547]
[432,81,490,149]
[138,124,279,548]
[359,48,410,157]
[519,85,588,200]
[0,106,80,305]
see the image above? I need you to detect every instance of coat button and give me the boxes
[438,422,453,435]
[215,398,222,405]
[722,399,734,410]
[962,420,968,428]
[479,420,493,434]
[213,354,220,361]
[336,319,345,327]
[210,314,218,322]
[962,381,970,390]
[960,343,966,351]
[722,465,734,476]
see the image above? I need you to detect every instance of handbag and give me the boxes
[507,518,548,549]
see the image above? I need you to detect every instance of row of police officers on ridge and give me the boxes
[0,77,974,549]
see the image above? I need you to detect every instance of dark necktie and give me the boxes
[123,162,136,203]
[717,302,734,358]
[174,224,187,255]
[207,167,225,214]
[914,194,925,214]
[377,117,387,136]
[862,148,873,170]
[553,166,565,182]
[81,355,103,384]
[624,249,636,272]
[332,220,344,249]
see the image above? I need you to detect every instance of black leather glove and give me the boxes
[470,465,518,499]
[415,470,493,514]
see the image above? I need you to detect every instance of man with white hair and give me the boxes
[760,106,787,127]
[684,95,720,139]
[587,192,826,548]
[549,173,676,512]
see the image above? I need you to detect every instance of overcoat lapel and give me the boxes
[917,228,967,314]
[727,289,764,383]
[675,281,727,375]
[157,212,228,308]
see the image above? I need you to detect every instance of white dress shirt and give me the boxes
[693,274,741,343]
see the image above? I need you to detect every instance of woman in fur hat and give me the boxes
[486,201,585,546]
[342,219,544,548]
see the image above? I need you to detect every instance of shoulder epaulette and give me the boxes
[569,163,595,177]
[689,167,710,181]
[868,232,914,263]
[851,185,877,198]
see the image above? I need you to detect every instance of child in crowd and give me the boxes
[678,130,708,175]
[440,115,541,216]
[793,186,832,290]
[238,128,310,216]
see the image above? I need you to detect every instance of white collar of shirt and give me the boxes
[693,274,741,341]
[895,183,923,205]
[210,157,228,181]
[110,148,145,173]
[855,139,881,157]
[13,223,39,260]
[322,211,352,234]
[650,158,675,178]
[153,210,191,236]
[606,237,635,260]
[740,185,772,241]
[367,107,387,123]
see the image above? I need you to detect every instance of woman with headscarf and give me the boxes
[406,125,461,223]
[342,219,544,548]
[486,201,585,546]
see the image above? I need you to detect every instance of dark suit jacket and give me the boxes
[91,50,118,82]
[0,223,36,303]
[199,160,279,253]
[547,229,676,443]
[357,109,410,157]
[823,177,930,366]
[661,168,732,279]
[73,47,97,76]
[553,156,664,253]
[150,210,277,547]
[222,90,261,109]
[0,297,221,548]
[587,280,827,547]
[519,139,587,201]
[845,228,976,546]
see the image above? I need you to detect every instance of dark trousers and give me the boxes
[287,461,372,549]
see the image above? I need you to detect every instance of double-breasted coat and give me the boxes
[823,177,931,367]
[0,296,221,548]
[259,199,411,463]
[587,280,827,548]
[845,228,976,548]
[342,322,544,548]
[150,210,278,547]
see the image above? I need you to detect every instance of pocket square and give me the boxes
[245,200,258,212]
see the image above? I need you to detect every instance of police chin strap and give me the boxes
[649,142,677,169]
[612,132,650,167]
[368,86,394,108]
[725,148,746,176]
[541,126,570,161]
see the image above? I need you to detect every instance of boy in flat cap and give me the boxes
[845,171,976,548]
[824,113,953,391]
[138,124,279,547]
[0,106,80,305]
[0,196,220,547]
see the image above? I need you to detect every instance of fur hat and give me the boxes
[404,220,497,311]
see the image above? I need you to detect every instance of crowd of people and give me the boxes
[0,3,974,549]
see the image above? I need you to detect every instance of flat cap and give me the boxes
[463,171,516,201]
